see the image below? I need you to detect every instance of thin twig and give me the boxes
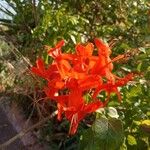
[0,110,58,149]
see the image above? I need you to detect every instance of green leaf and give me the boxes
[126,85,142,99]
[70,35,76,44]
[141,120,150,126]
[140,120,150,134]
[137,62,142,72]
[127,135,137,145]
[80,117,124,150]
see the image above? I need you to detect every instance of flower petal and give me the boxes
[94,38,111,56]
[48,40,65,58]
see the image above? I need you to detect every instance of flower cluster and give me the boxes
[31,38,133,135]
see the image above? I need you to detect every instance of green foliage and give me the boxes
[127,135,137,146]
[80,117,124,150]
[0,0,149,58]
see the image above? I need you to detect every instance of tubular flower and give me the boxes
[93,73,134,103]
[31,38,134,135]
[31,58,48,79]
[73,43,95,72]
[47,40,65,58]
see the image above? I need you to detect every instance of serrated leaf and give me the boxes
[80,117,124,150]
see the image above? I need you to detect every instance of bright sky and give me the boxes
[0,0,16,20]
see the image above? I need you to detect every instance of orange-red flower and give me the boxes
[48,40,65,58]
[66,101,103,135]
[73,43,98,73]
[63,79,103,135]
[93,73,134,104]
[31,58,47,78]
[31,38,134,135]
[91,38,124,83]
